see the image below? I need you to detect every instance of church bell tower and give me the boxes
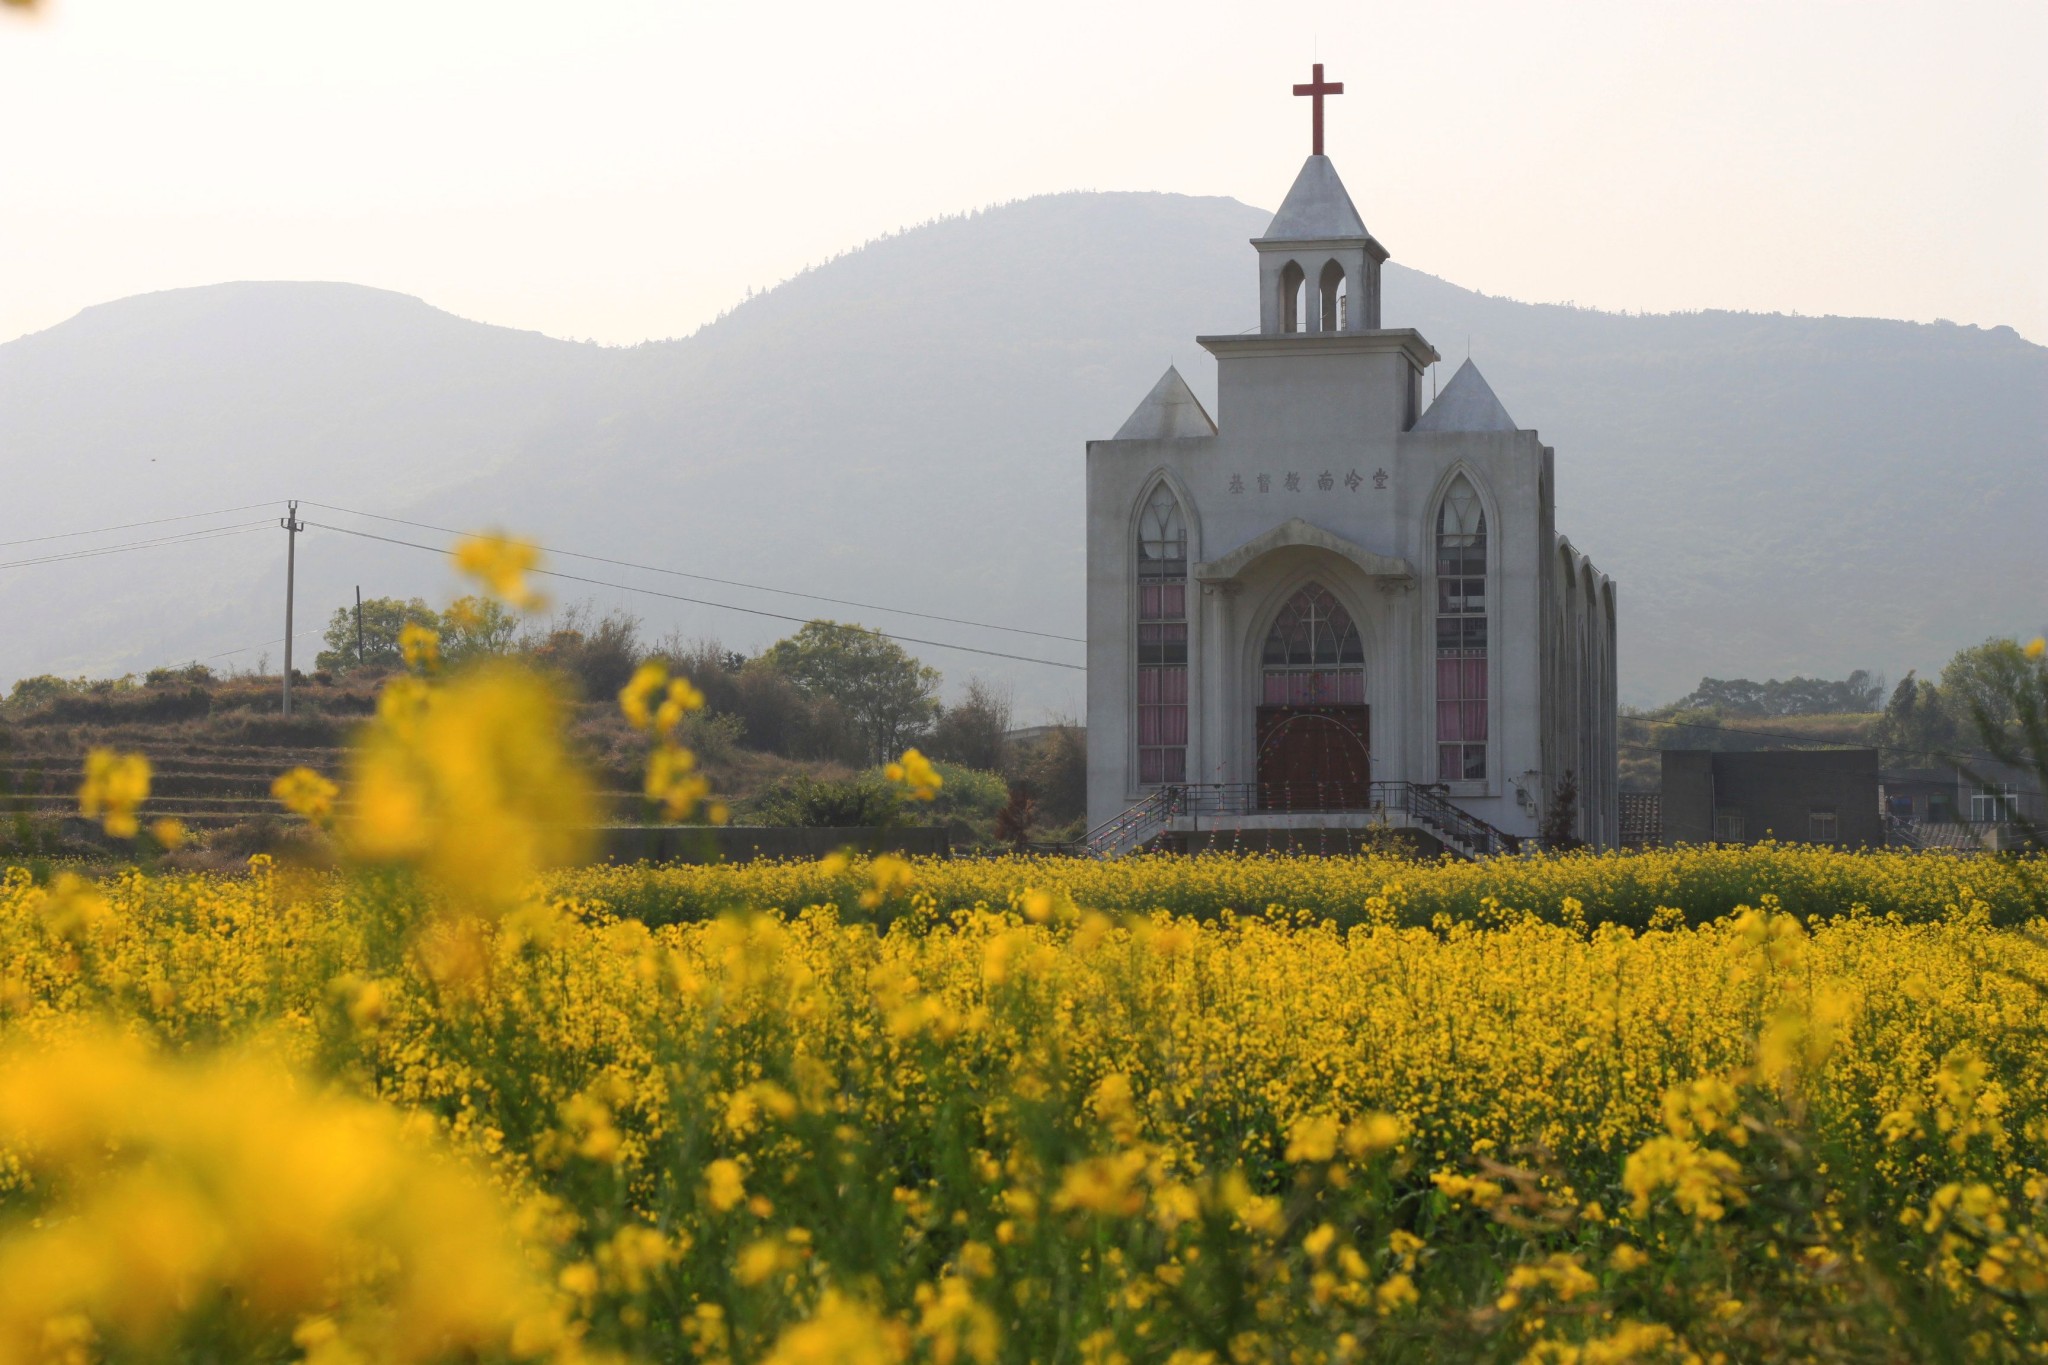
[1254,65,1389,335]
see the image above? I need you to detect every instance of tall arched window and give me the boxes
[1435,476,1488,781]
[1262,584,1364,705]
[1136,484,1187,784]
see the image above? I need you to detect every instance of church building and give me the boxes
[1084,67,1618,854]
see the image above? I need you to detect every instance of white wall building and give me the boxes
[1084,147,1617,853]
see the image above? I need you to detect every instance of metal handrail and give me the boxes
[1083,781,1522,859]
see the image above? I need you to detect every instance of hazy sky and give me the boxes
[4,0,2044,347]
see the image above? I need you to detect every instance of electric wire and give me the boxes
[204,628,328,662]
[298,520,1086,672]
[0,521,276,573]
[0,501,283,550]
[298,499,1084,645]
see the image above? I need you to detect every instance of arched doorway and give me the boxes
[1256,584,1369,809]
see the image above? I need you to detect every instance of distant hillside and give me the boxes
[3,191,2043,713]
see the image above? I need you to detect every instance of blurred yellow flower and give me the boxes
[883,748,942,802]
[452,532,545,610]
[340,664,595,918]
[706,1158,747,1213]
[149,817,187,851]
[272,766,340,824]
[398,621,441,673]
[646,744,710,822]
[78,748,150,838]
[0,1031,561,1362]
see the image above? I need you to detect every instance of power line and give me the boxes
[204,627,327,662]
[0,522,275,573]
[0,501,283,550]
[298,520,1087,673]
[298,499,1083,645]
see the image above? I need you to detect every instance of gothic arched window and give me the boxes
[1135,484,1187,784]
[1435,475,1488,781]
[1262,583,1364,705]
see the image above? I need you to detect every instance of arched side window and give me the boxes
[1136,484,1188,785]
[1262,583,1364,705]
[1279,261,1305,333]
[1318,260,1346,333]
[1435,475,1488,781]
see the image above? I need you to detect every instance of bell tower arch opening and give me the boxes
[1319,260,1347,332]
[1278,260,1306,334]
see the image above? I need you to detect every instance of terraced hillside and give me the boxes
[0,672,831,861]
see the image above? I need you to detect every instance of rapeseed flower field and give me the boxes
[2,541,2043,1362]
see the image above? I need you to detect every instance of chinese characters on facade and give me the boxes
[1226,469,1386,495]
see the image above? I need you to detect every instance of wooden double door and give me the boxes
[1255,705,1371,810]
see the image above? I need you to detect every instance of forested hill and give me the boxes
[2,191,2042,712]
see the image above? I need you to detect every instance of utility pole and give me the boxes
[355,585,364,667]
[281,501,304,716]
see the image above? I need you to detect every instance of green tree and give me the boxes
[440,595,520,665]
[1939,637,2040,746]
[315,597,439,673]
[926,677,1012,773]
[1018,722,1087,829]
[759,621,939,764]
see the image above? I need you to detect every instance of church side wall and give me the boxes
[1085,438,1214,831]
[1396,431,1549,842]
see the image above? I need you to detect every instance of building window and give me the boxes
[1972,783,2019,823]
[1435,475,1487,782]
[1714,809,1747,843]
[1136,484,1187,785]
[1262,583,1365,705]
[1807,805,1838,843]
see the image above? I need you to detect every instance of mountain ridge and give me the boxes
[3,190,2042,714]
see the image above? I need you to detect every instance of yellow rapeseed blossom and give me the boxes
[646,744,711,822]
[341,664,594,918]
[77,748,150,838]
[398,620,441,672]
[0,1032,564,1362]
[272,765,341,824]
[618,660,706,736]
[453,532,546,610]
[706,1158,748,1213]
[0,842,2045,1357]
[760,1292,908,1365]
[883,748,942,802]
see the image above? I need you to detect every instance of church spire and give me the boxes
[1250,69,1389,336]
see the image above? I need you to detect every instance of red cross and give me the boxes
[1292,62,1343,156]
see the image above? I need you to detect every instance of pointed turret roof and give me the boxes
[1114,366,1216,440]
[1260,155,1369,240]
[1412,359,1518,433]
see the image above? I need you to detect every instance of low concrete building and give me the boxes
[1883,759,2042,850]
[1083,72,1617,856]
[1660,749,1882,847]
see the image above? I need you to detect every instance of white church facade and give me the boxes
[1084,87,1617,854]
